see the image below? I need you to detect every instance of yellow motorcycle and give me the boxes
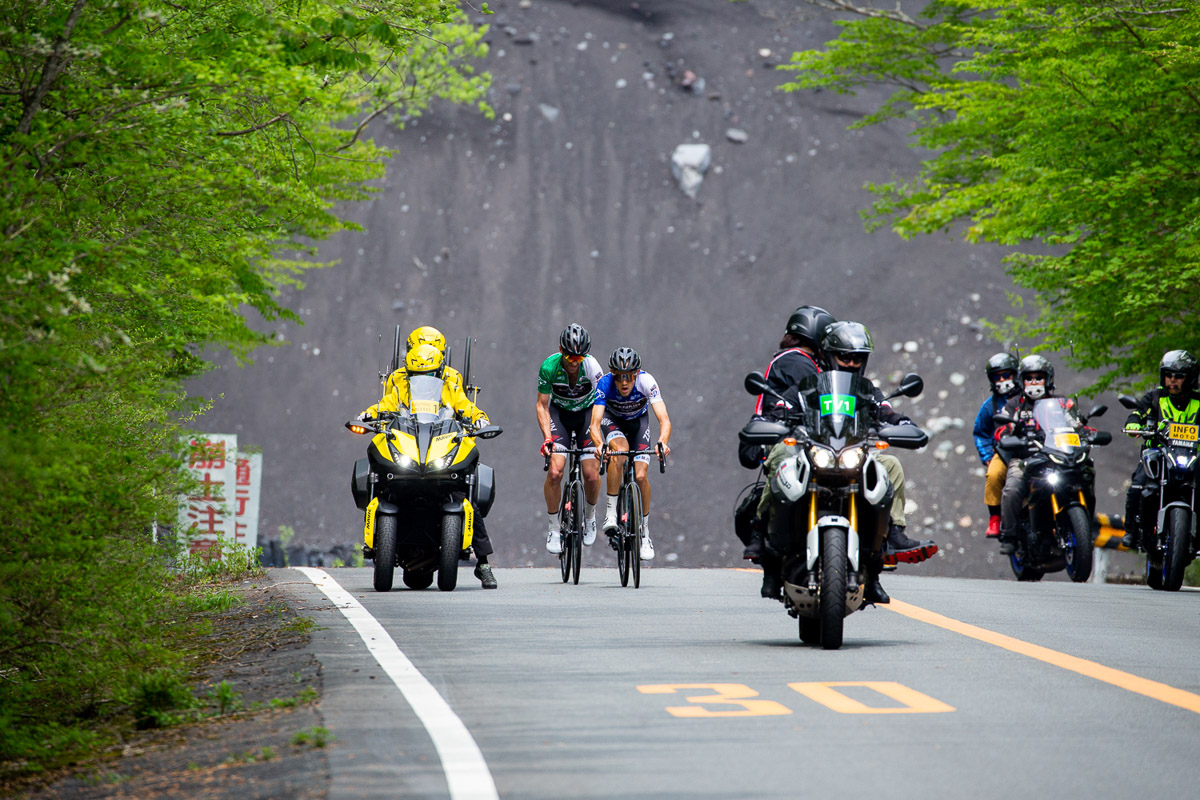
[347,370,501,592]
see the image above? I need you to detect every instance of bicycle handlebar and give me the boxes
[599,442,667,475]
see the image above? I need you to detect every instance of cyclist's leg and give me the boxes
[543,406,571,553]
[565,408,601,544]
[600,414,628,531]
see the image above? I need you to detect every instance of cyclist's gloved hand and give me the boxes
[540,437,554,457]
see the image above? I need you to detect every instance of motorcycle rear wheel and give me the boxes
[438,515,463,592]
[1063,505,1094,583]
[819,528,847,650]
[1164,506,1191,592]
[799,617,820,645]
[373,514,397,592]
[1146,554,1165,591]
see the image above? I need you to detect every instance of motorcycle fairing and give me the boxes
[773,451,811,503]
[364,497,379,548]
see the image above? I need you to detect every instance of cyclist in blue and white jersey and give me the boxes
[589,347,672,561]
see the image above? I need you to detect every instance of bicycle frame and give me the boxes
[544,432,590,584]
[601,442,665,588]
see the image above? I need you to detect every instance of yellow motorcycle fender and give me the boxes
[364,497,379,548]
[462,499,475,550]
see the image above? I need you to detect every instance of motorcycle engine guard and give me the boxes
[861,456,889,507]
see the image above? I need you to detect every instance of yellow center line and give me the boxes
[887,598,1200,715]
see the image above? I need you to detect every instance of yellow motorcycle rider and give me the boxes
[359,334,499,589]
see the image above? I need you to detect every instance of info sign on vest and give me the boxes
[178,433,262,558]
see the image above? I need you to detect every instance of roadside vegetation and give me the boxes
[783,0,1200,393]
[0,0,490,777]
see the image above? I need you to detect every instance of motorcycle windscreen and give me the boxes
[408,374,450,422]
[1032,398,1083,457]
[797,370,874,444]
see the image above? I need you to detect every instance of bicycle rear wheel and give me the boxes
[630,483,644,589]
[617,487,631,587]
[570,481,584,585]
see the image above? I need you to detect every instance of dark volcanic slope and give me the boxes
[191,0,1141,578]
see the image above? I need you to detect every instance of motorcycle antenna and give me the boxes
[390,325,402,376]
[464,336,480,404]
[377,331,387,386]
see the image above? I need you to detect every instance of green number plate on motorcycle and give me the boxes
[1169,423,1198,442]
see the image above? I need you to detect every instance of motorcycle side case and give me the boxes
[472,464,496,517]
[351,458,371,510]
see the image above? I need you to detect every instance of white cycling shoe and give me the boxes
[583,517,597,546]
[545,530,563,555]
[640,534,655,561]
[602,513,618,534]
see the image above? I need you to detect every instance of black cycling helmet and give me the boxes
[1159,349,1199,390]
[985,352,1019,395]
[821,321,874,373]
[785,305,836,350]
[559,323,591,356]
[1018,354,1055,395]
[609,347,641,373]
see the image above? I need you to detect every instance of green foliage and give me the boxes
[1186,558,1200,588]
[291,726,333,748]
[781,0,1200,391]
[0,0,490,775]
[207,681,243,716]
[129,669,200,730]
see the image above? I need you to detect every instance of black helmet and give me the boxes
[1018,354,1055,397]
[785,305,836,350]
[609,347,641,372]
[559,323,590,356]
[1159,349,1199,390]
[821,321,873,373]
[985,352,1019,395]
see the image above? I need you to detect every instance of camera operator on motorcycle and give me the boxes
[359,336,500,589]
[974,353,1021,539]
[738,306,835,597]
[537,323,605,555]
[755,321,937,604]
[1120,350,1200,550]
[590,347,672,561]
[995,355,1087,557]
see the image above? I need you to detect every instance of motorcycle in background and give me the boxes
[1119,394,1199,591]
[996,399,1110,582]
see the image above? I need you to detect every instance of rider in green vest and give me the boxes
[1121,350,1200,550]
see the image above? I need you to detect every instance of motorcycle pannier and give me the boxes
[351,458,371,510]
[473,464,496,517]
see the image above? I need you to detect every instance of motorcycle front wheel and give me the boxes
[438,515,464,592]
[819,528,847,650]
[1063,505,1094,583]
[1164,506,1191,592]
[373,514,398,592]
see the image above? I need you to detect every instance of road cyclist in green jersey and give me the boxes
[537,324,605,554]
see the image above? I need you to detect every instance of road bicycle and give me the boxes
[544,432,589,585]
[601,441,666,588]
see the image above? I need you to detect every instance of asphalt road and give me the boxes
[278,566,1200,799]
[188,0,1146,578]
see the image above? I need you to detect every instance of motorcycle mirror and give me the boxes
[1085,404,1107,419]
[897,372,923,398]
[744,371,786,403]
[1091,431,1113,446]
[1117,394,1140,410]
[473,424,503,439]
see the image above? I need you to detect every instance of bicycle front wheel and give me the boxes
[570,481,584,585]
[630,483,644,589]
[558,483,572,583]
[616,487,631,587]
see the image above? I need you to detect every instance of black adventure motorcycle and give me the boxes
[347,330,501,592]
[995,399,1110,582]
[741,370,927,650]
[1119,394,1199,591]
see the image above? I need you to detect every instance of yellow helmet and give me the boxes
[405,343,445,376]
[406,326,446,354]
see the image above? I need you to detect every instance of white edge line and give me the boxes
[295,567,499,800]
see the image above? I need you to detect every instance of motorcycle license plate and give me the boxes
[1169,423,1198,443]
[1053,432,1081,448]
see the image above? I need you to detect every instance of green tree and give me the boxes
[0,0,489,770]
[781,0,1200,392]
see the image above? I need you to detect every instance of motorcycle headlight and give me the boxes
[838,448,865,470]
[397,455,416,470]
[809,446,835,470]
[1046,471,1061,486]
[1175,454,1195,470]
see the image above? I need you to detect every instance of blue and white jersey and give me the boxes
[595,370,664,420]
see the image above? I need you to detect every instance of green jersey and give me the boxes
[538,353,603,412]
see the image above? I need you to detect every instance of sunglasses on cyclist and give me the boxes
[613,371,638,382]
[564,353,585,364]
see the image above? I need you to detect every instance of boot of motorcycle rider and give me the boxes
[470,513,499,589]
[998,461,1029,556]
[1121,473,1147,552]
